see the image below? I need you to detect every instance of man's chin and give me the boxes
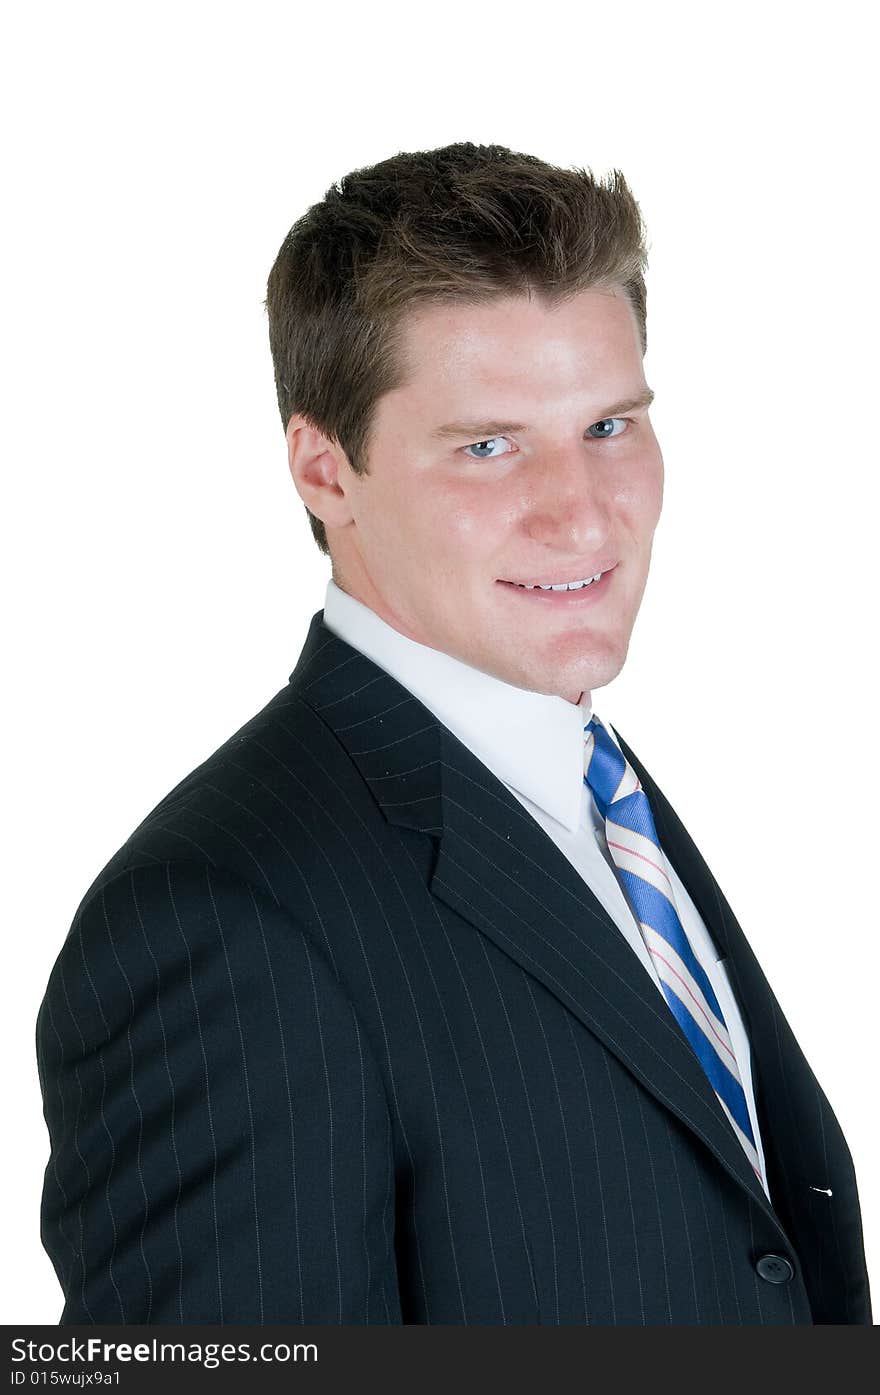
[515,666,622,703]
[471,638,627,699]
[546,644,628,696]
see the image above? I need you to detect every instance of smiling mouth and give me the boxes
[497,564,617,592]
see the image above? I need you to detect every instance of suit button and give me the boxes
[755,1252,794,1284]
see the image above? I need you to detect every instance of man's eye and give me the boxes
[463,419,631,458]
[462,437,513,460]
[586,417,629,439]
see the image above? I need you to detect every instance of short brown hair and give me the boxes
[265,141,649,557]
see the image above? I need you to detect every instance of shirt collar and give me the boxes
[321,578,592,833]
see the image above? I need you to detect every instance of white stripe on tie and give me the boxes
[605,818,678,905]
[639,923,739,1072]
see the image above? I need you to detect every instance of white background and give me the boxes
[3,0,876,1324]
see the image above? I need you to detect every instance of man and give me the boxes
[37,142,872,1325]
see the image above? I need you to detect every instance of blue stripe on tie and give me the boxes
[655,975,756,1140]
[584,717,758,1155]
[587,719,721,1008]
[615,863,725,1023]
[609,790,658,838]
[584,732,626,818]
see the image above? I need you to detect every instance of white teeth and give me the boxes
[516,572,603,591]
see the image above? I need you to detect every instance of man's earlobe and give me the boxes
[286,416,354,529]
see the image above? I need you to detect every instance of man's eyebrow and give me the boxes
[430,387,655,440]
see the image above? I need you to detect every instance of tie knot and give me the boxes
[583,716,642,816]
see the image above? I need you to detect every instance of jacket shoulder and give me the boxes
[77,682,374,911]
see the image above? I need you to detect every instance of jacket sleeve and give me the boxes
[36,859,402,1324]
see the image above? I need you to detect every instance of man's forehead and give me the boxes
[388,289,645,418]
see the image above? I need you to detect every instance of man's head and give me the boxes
[266,142,663,702]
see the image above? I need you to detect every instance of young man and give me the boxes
[37,142,872,1325]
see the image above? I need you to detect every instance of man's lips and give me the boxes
[496,564,617,603]
[497,560,618,588]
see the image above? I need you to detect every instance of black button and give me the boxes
[755,1252,794,1284]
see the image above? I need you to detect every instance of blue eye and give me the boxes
[463,437,512,460]
[462,418,630,458]
[586,417,628,439]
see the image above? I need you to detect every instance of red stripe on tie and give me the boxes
[648,947,739,1069]
[607,839,673,890]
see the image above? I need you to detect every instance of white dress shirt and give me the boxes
[321,578,771,1200]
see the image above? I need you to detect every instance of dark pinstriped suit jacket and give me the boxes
[37,609,873,1325]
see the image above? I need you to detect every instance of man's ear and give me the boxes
[286,415,356,530]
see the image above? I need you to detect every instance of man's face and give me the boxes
[328,287,664,703]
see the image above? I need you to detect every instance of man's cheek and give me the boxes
[444,500,485,539]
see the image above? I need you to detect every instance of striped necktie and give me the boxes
[583,715,764,1187]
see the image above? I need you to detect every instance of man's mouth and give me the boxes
[506,573,602,591]
[496,562,618,595]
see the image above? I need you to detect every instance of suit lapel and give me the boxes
[290,612,781,1227]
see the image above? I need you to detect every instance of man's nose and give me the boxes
[522,452,612,552]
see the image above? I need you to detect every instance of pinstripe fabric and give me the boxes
[36,610,873,1325]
